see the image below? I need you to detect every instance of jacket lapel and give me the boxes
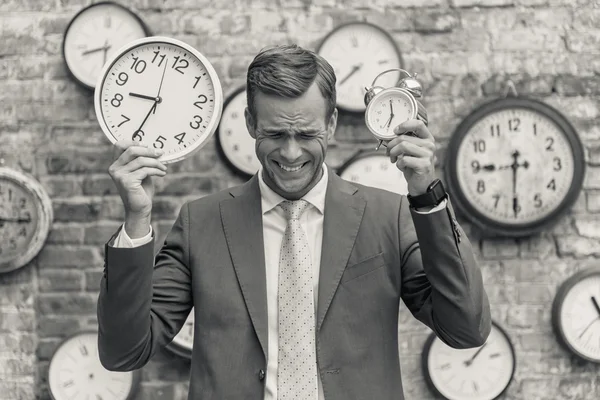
[316,169,366,331]
[220,175,269,358]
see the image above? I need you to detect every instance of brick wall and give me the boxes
[1,0,599,399]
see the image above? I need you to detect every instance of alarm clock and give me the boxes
[94,36,224,164]
[445,96,585,237]
[0,167,53,274]
[422,321,516,400]
[62,1,150,90]
[337,150,408,195]
[48,331,140,400]
[317,22,403,113]
[216,85,261,177]
[166,308,195,359]
[552,267,600,363]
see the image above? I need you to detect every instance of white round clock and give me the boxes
[422,321,516,400]
[94,36,224,164]
[62,1,150,90]
[445,97,585,237]
[317,22,403,113]
[337,150,408,195]
[48,331,140,400]
[166,308,195,359]
[216,85,261,177]
[552,267,600,363]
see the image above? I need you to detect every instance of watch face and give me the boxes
[48,331,139,400]
[446,97,585,236]
[365,88,418,140]
[553,268,600,363]
[338,151,408,195]
[167,308,194,359]
[423,322,516,400]
[63,2,149,89]
[317,22,403,112]
[94,36,223,164]
[216,86,261,176]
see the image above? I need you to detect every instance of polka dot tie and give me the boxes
[277,200,318,399]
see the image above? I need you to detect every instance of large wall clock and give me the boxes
[216,85,261,177]
[48,330,141,400]
[62,1,151,90]
[0,167,53,274]
[552,267,600,363]
[422,321,516,400]
[337,149,408,195]
[316,22,403,113]
[445,96,585,237]
[166,308,194,359]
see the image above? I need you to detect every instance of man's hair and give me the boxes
[246,44,336,126]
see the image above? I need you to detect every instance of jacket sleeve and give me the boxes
[398,195,491,349]
[97,202,193,371]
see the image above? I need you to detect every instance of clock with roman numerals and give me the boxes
[445,96,585,237]
[48,331,140,400]
[94,36,223,164]
[422,321,516,400]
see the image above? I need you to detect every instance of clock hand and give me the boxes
[510,150,519,218]
[578,316,600,339]
[592,296,600,317]
[339,64,362,85]
[102,40,109,65]
[463,341,489,366]
[482,164,496,171]
[386,99,395,129]
[129,92,159,101]
[380,115,392,129]
[153,58,168,114]
[133,101,157,140]
[0,216,31,223]
[81,44,111,56]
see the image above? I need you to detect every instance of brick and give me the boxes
[99,197,126,220]
[35,338,62,361]
[556,235,600,257]
[559,377,594,399]
[0,266,32,286]
[84,269,104,291]
[518,332,558,353]
[0,356,35,376]
[46,224,85,245]
[152,197,185,220]
[566,29,600,53]
[36,245,102,269]
[36,316,82,337]
[518,234,557,259]
[574,215,600,238]
[82,175,118,196]
[584,166,600,189]
[451,0,514,6]
[506,305,549,329]
[84,222,122,245]
[491,27,564,51]
[160,175,218,195]
[544,96,600,119]
[52,199,102,222]
[391,0,445,5]
[42,148,112,174]
[414,29,488,52]
[482,73,555,96]
[0,333,36,354]
[165,141,220,173]
[0,381,35,400]
[587,190,600,212]
[516,284,552,303]
[0,310,35,331]
[0,285,34,307]
[481,238,520,259]
[38,270,83,292]
[555,75,600,96]
[39,176,81,197]
[36,293,97,316]
[414,10,460,33]
[431,52,470,76]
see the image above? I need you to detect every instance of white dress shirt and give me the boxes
[112,164,446,400]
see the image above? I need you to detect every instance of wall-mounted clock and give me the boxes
[94,36,223,164]
[63,1,150,90]
[445,96,585,237]
[48,330,141,400]
[422,321,516,400]
[166,308,194,359]
[216,85,261,177]
[0,167,53,274]
[316,22,403,113]
[337,149,408,195]
[552,267,600,363]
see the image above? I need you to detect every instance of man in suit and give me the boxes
[98,44,491,400]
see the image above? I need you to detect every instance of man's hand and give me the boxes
[386,119,436,196]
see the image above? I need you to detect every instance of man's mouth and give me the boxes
[274,161,308,173]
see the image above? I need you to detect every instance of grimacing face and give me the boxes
[245,82,338,200]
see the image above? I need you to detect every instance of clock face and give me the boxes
[317,22,403,112]
[167,308,194,359]
[216,86,261,176]
[423,322,516,400]
[553,268,600,363]
[446,97,585,236]
[48,331,139,400]
[338,151,408,195]
[95,36,223,164]
[63,2,149,89]
[365,88,418,140]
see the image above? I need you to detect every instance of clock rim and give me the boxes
[315,21,404,114]
[444,96,586,238]
[61,0,152,91]
[215,84,259,178]
[93,35,224,165]
[0,167,53,274]
[551,266,600,364]
[364,87,418,140]
[47,329,141,400]
[421,320,517,400]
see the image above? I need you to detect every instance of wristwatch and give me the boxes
[407,179,448,209]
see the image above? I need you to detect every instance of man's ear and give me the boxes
[326,107,338,141]
[245,107,256,139]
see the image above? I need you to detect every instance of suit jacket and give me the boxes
[97,168,491,400]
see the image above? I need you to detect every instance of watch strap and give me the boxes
[407,179,447,209]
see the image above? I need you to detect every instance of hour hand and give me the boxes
[129,92,158,102]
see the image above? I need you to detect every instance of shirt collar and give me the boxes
[257,163,328,215]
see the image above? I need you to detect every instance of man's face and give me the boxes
[245,82,337,200]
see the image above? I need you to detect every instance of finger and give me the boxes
[386,135,435,155]
[120,156,167,174]
[127,167,167,182]
[388,141,432,159]
[396,155,430,172]
[393,119,432,140]
[118,145,164,166]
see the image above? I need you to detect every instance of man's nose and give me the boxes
[280,137,302,161]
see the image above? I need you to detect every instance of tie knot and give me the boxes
[279,199,310,221]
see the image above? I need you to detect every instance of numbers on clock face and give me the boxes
[0,180,37,265]
[98,41,219,163]
[339,153,408,195]
[48,332,135,400]
[427,324,515,400]
[456,108,575,225]
[367,91,415,139]
[318,23,402,112]
[559,275,600,361]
